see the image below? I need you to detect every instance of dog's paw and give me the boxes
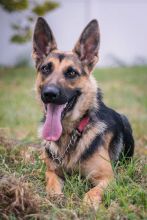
[46,184,63,196]
[46,171,63,196]
[83,189,102,210]
[46,179,63,196]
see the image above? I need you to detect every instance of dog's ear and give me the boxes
[32,17,57,67]
[73,19,100,72]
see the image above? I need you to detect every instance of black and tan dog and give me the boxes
[32,17,134,208]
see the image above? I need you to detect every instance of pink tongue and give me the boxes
[42,104,65,141]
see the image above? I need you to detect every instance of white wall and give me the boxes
[0,8,31,66]
[0,0,147,67]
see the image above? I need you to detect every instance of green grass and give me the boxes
[0,66,147,219]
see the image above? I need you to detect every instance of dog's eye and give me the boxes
[41,62,53,75]
[64,67,79,79]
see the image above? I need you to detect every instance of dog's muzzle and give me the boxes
[41,84,81,141]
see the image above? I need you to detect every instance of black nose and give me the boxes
[41,85,60,104]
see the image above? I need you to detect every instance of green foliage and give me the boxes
[11,29,31,44]
[0,0,59,44]
[32,1,59,16]
[11,30,31,44]
[0,0,28,12]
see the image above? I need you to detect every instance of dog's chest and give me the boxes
[45,123,101,172]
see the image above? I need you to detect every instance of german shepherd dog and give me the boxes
[32,17,134,209]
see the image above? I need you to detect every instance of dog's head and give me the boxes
[32,17,100,141]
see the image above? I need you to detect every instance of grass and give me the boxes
[0,66,147,219]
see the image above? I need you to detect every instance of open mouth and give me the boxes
[42,94,79,141]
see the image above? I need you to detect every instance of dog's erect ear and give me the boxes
[32,17,57,67]
[73,19,100,72]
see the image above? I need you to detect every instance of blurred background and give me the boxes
[0,0,147,67]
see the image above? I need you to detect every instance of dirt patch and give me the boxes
[0,173,40,219]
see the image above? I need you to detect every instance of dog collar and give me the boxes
[77,115,90,133]
[45,114,90,166]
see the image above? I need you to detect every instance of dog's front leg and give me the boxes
[46,170,63,195]
[83,177,112,210]
[82,149,114,209]
[41,151,63,195]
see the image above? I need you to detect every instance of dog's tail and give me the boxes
[121,115,135,158]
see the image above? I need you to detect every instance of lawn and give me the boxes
[0,66,147,219]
